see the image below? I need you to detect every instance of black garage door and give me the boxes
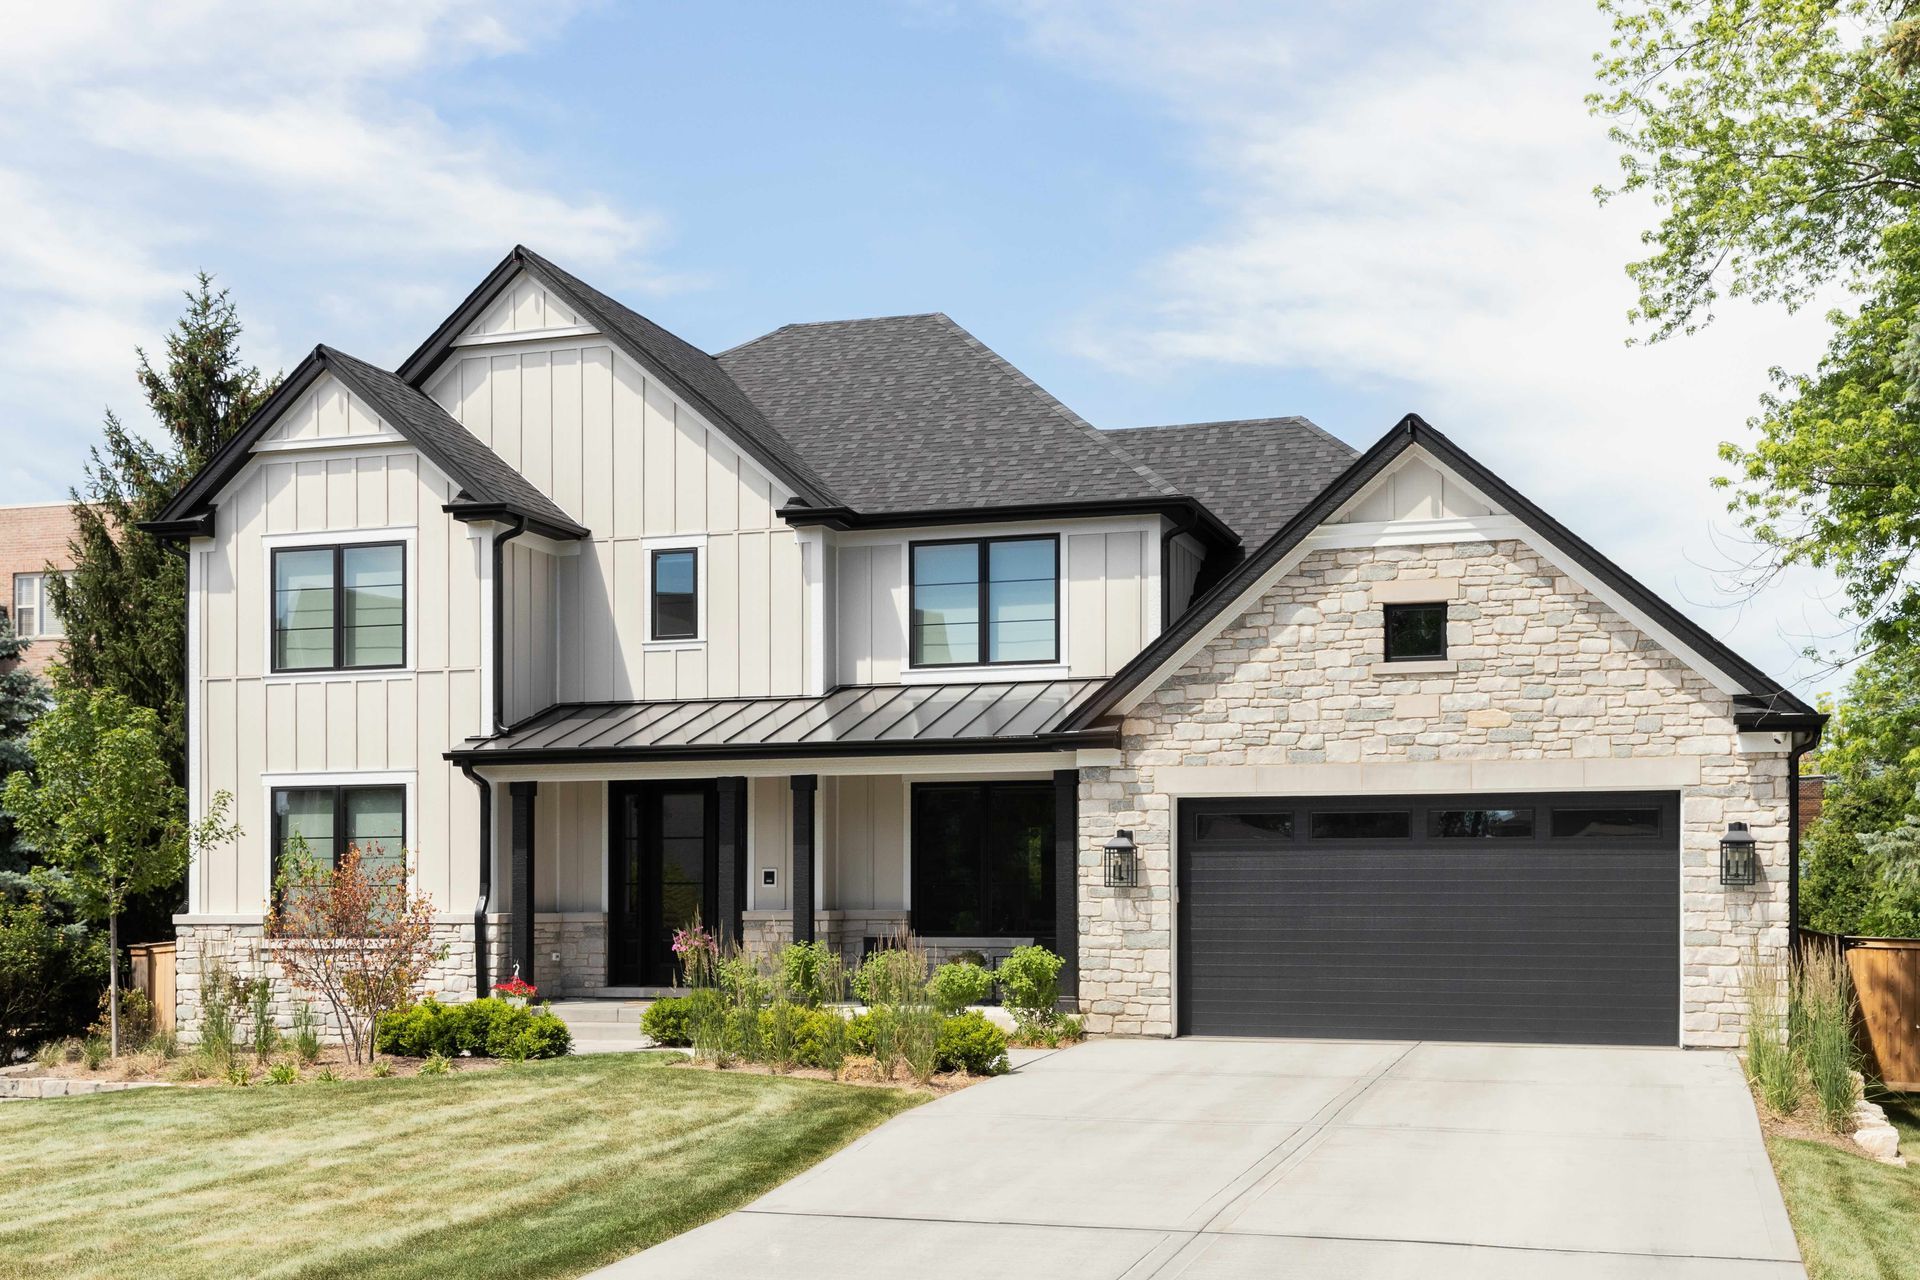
[1178,792,1679,1045]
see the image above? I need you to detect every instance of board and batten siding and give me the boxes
[189,373,484,918]
[833,524,1159,685]
[424,332,810,702]
[499,541,558,726]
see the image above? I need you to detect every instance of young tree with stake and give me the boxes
[1,686,235,1055]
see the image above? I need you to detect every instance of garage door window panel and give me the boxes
[1551,807,1662,838]
[1309,810,1411,840]
[1431,808,1535,838]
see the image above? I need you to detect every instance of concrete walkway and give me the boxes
[595,1038,1805,1278]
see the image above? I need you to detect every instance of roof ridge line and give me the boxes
[926,312,1183,500]
[715,311,953,358]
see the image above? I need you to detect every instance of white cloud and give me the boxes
[0,1,656,497]
[997,0,1847,694]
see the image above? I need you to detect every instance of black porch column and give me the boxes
[791,774,817,945]
[716,776,747,951]
[1053,768,1079,1010]
[509,781,537,984]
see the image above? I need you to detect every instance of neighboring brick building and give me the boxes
[0,502,79,679]
[1797,773,1826,837]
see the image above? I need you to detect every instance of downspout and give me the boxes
[467,515,525,996]
[491,515,528,736]
[1787,730,1816,954]
[461,762,493,997]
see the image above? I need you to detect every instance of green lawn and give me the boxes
[1767,1093,1920,1280]
[0,1054,922,1279]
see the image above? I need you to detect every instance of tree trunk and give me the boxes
[108,911,120,1058]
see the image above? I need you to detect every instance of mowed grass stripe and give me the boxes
[0,1054,923,1280]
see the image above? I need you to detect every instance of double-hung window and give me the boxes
[650,548,699,642]
[12,572,67,640]
[909,536,1058,667]
[272,543,406,672]
[271,784,406,886]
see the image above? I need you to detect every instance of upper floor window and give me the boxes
[272,543,405,672]
[910,536,1058,667]
[11,572,67,640]
[650,548,699,642]
[1383,601,1447,662]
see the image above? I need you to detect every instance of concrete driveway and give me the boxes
[596,1039,1804,1278]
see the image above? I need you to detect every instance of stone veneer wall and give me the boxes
[532,913,607,995]
[1075,539,1791,1046]
[174,916,513,1042]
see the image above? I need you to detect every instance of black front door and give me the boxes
[609,781,718,987]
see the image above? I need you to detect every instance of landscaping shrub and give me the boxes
[845,1011,877,1057]
[265,1063,297,1085]
[375,997,570,1060]
[928,961,993,1014]
[641,996,693,1046]
[995,946,1061,1021]
[1793,946,1861,1132]
[777,941,844,1007]
[755,1004,845,1071]
[1740,943,1801,1116]
[935,1011,1009,1076]
[291,1003,323,1065]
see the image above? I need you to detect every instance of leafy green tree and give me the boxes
[0,614,50,886]
[46,274,275,786]
[0,893,103,1061]
[1594,1,1920,655]
[1800,648,1920,930]
[1,687,236,1054]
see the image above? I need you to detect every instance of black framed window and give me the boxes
[272,542,405,672]
[910,536,1058,667]
[650,548,699,641]
[271,785,406,886]
[911,781,1055,940]
[1383,601,1447,662]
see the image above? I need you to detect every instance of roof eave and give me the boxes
[442,501,588,542]
[778,495,1240,549]
[445,727,1119,767]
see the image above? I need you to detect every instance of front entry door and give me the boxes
[609,782,718,987]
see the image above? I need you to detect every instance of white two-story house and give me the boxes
[150,246,1822,1047]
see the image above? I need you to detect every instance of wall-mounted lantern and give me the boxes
[1103,829,1139,888]
[1719,821,1758,886]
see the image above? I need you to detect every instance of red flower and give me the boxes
[493,976,538,999]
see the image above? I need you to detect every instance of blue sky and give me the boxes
[0,1,1847,695]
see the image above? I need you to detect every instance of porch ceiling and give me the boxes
[446,679,1114,765]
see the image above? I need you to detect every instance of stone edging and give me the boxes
[1853,1097,1906,1166]
[0,1075,173,1099]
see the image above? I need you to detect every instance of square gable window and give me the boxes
[1383,602,1447,662]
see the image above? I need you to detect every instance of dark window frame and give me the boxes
[270,783,408,886]
[908,534,1061,669]
[909,779,1056,941]
[649,547,700,642]
[270,541,407,674]
[1549,807,1665,839]
[1382,601,1448,662]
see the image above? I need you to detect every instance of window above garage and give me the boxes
[1383,601,1447,662]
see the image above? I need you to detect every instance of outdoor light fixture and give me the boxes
[1719,821,1758,886]
[1103,829,1139,888]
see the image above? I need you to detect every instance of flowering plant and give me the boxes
[492,975,538,1001]
[672,918,718,988]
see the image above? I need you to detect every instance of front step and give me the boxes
[547,998,658,1053]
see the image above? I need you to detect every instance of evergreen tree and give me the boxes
[0,614,50,889]
[46,274,276,786]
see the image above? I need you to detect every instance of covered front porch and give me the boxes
[448,681,1115,1006]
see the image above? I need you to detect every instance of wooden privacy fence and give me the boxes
[127,942,176,1033]
[1801,931,1920,1092]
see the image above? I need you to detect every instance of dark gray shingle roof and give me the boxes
[150,345,589,540]
[318,347,587,538]
[717,314,1179,513]
[513,249,841,507]
[1105,417,1357,544]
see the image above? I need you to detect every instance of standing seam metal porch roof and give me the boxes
[448,679,1113,762]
